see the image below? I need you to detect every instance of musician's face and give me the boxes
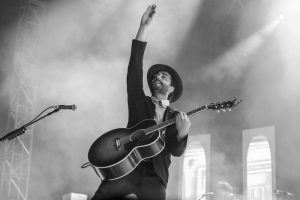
[151,71,174,95]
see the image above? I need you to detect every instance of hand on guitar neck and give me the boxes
[175,112,190,141]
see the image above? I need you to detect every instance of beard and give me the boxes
[151,80,169,95]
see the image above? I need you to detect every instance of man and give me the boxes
[91,4,190,200]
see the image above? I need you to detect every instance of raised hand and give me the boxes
[136,4,157,41]
[140,4,156,27]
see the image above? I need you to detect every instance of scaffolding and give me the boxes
[0,0,44,199]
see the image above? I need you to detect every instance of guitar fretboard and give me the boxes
[144,105,209,135]
[129,97,240,144]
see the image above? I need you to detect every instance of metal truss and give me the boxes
[0,0,44,199]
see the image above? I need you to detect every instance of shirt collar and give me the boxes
[151,96,170,108]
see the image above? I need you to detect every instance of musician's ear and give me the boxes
[168,85,174,94]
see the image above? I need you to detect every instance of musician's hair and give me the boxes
[167,76,175,102]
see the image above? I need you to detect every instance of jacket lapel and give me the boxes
[145,96,156,119]
[163,107,171,121]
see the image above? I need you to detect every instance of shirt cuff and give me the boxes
[133,39,147,46]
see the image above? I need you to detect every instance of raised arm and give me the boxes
[135,4,156,41]
[127,5,157,107]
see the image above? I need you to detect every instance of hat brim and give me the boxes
[147,64,183,103]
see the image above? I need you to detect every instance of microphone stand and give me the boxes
[0,107,60,142]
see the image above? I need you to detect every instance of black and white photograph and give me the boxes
[0,0,299,200]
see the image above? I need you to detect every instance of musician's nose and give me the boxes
[154,73,162,80]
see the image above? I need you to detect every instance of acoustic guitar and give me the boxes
[82,97,241,180]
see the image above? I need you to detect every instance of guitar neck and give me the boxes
[145,105,209,135]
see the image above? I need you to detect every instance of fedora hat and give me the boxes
[147,64,183,103]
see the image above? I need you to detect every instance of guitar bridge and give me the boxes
[114,138,121,151]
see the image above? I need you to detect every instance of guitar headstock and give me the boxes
[208,96,242,112]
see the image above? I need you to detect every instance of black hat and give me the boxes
[147,64,183,103]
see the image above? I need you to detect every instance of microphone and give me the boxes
[274,189,294,197]
[54,104,77,111]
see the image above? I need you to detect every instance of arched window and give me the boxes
[247,136,272,200]
[243,127,275,200]
[181,135,210,200]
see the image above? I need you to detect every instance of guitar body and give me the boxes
[88,119,165,180]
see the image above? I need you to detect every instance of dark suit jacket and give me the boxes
[126,39,188,186]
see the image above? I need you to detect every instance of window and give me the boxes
[247,136,272,200]
[243,127,275,200]
[181,135,210,200]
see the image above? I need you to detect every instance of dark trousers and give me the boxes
[91,161,166,200]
